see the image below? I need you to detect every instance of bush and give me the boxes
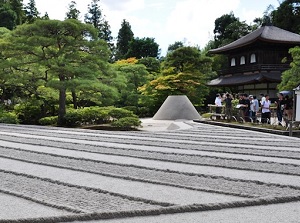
[0,112,19,124]
[108,108,137,120]
[64,110,83,127]
[201,113,212,119]
[39,116,58,126]
[63,107,112,127]
[81,106,111,124]
[14,102,42,124]
[63,106,141,129]
[111,117,141,129]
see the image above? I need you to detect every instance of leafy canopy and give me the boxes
[278,46,300,91]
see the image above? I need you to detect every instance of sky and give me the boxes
[24,0,280,56]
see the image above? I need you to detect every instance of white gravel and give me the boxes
[0,193,71,219]
[0,122,300,222]
[74,201,300,223]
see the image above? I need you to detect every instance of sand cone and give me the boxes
[153,95,201,120]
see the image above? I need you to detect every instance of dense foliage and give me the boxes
[278,46,300,91]
[0,0,299,128]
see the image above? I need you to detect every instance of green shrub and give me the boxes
[111,117,141,129]
[14,102,42,124]
[64,110,83,127]
[39,116,58,126]
[63,106,141,129]
[123,106,138,114]
[81,106,111,124]
[0,112,19,124]
[64,106,112,127]
[201,113,212,119]
[108,108,137,120]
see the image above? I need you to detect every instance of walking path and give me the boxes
[0,121,299,223]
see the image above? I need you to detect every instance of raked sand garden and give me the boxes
[0,121,300,223]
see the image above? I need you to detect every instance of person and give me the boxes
[275,93,284,125]
[284,95,293,121]
[253,95,260,122]
[249,95,255,121]
[259,93,266,106]
[215,93,222,115]
[237,93,250,122]
[261,94,271,124]
[224,93,233,120]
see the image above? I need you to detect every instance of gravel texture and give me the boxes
[0,122,299,222]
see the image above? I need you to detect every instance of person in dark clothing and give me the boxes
[275,93,284,125]
[238,93,250,122]
[243,94,250,122]
[224,93,233,120]
[284,95,293,121]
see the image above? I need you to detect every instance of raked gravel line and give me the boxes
[0,123,300,222]
[0,146,300,199]
[1,143,300,177]
[0,131,300,159]
[0,123,300,147]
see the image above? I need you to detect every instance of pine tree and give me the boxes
[41,12,49,20]
[84,0,104,36]
[9,0,24,25]
[66,0,80,20]
[25,0,39,23]
[84,0,114,54]
[0,1,16,30]
[116,19,134,60]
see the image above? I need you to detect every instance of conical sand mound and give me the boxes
[153,95,201,120]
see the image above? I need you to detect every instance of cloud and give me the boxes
[102,0,145,13]
[165,0,240,49]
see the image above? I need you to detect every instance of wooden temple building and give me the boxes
[208,25,300,98]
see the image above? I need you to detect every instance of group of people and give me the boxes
[214,92,293,124]
[274,93,293,124]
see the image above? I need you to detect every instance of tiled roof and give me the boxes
[207,72,282,86]
[209,26,300,54]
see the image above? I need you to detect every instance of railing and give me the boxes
[219,64,290,75]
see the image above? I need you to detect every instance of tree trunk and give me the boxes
[72,90,78,109]
[57,88,66,126]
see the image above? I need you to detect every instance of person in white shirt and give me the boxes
[215,94,222,114]
[214,93,223,120]
[261,94,271,124]
[259,93,266,106]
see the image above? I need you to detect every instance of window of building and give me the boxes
[250,53,256,63]
[240,56,246,65]
[231,58,236,66]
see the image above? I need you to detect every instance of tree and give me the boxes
[278,46,300,91]
[84,0,109,39]
[116,19,134,60]
[84,0,113,51]
[167,41,184,53]
[117,64,149,108]
[101,20,114,47]
[213,12,252,47]
[0,3,17,29]
[138,57,161,75]
[253,4,275,27]
[272,0,300,33]
[24,0,39,23]
[9,0,25,25]
[164,46,211,73]
[66,0,80,20]
[0,19,115,125]
[126,37,160,59]
[139,46,213,114]
[41,12,49,20]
